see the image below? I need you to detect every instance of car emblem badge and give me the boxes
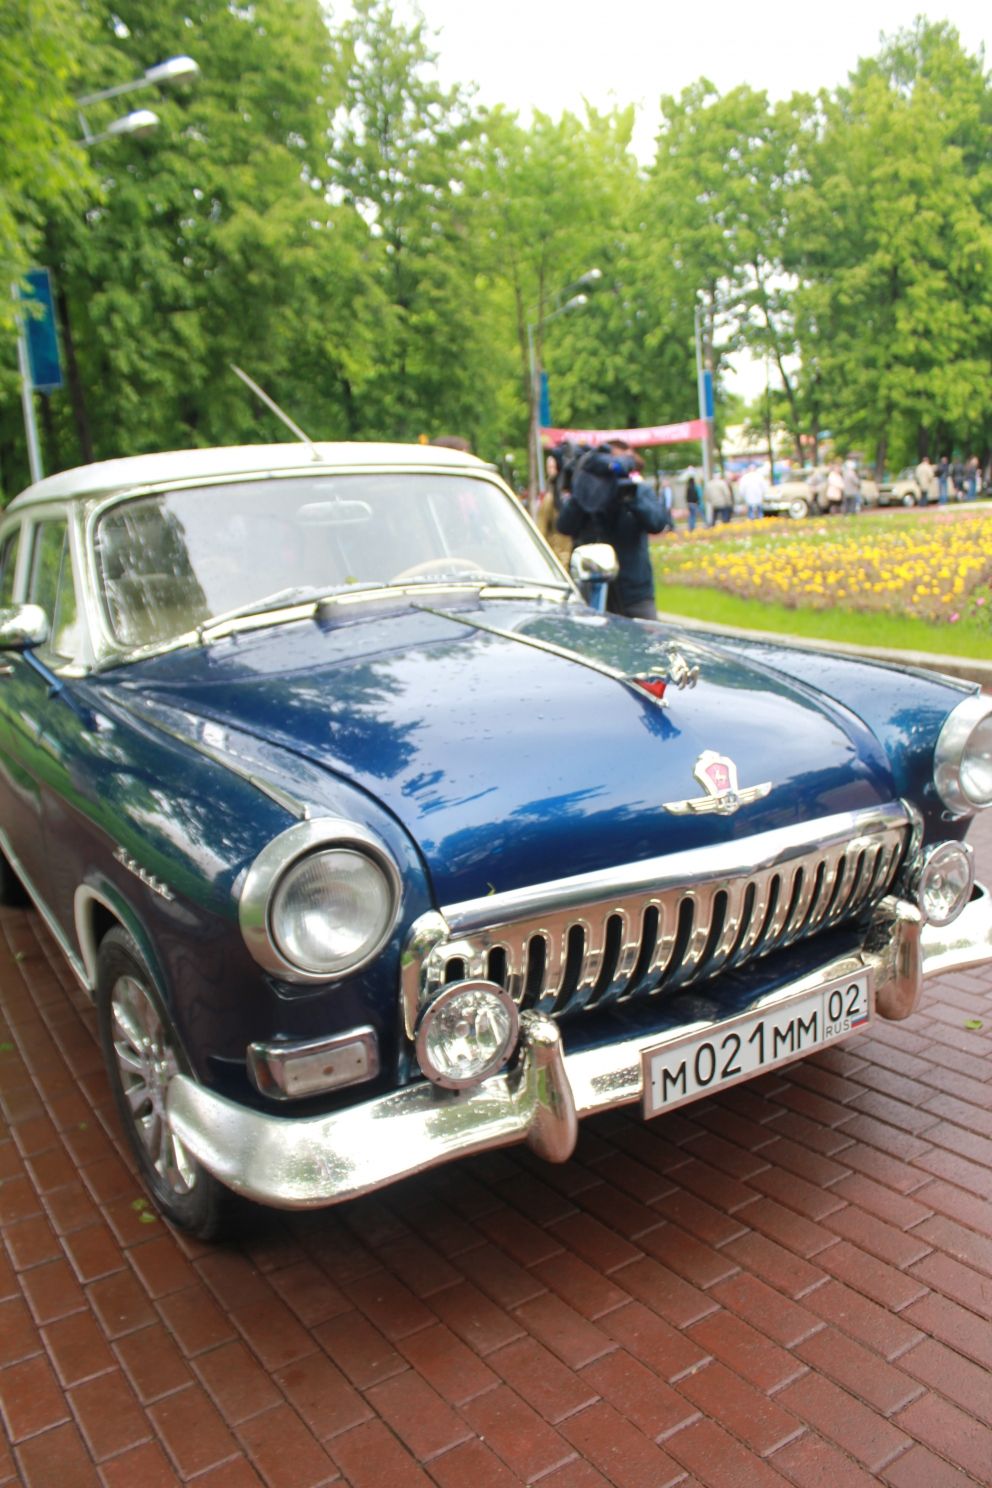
[663,750,772,816]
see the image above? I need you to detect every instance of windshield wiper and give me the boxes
[197,582,391,639]
[197,573,571,642]
[396,571,571,593]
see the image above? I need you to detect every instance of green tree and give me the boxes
[790,20,992,470]
[327,0,503,446]
[21,0,390,480]
[0,0,93,320]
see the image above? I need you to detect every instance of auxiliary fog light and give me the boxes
[416,981,520,1091]
[916,841,975,927]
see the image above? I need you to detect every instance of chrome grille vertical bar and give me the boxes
[763,871,794,945]
[804,851,843,933]
[780,865,819,945]
[663,884,717,989]
[702,879,751,974]
[847,844,881,915]
[645,896,678,985]
[729,875,774,965]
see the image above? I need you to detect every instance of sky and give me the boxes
[409,0,990,156]
[352,2,991,403]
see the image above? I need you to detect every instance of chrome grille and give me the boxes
[403,804,911,1029]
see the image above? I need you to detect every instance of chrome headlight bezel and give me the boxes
[239,818,402,983]
[934,694,992,816]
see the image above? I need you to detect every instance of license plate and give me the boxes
[642,972,872,1118]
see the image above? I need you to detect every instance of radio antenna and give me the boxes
[230,364,323,462]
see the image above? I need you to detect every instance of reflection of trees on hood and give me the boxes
[214,660,423,784]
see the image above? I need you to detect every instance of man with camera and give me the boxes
[556,441,667,619]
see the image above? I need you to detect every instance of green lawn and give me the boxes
[654,583,992,660]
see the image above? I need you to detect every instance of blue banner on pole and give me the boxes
[22,269,63,393]
[538,371,552,429]
[703,369,714,420]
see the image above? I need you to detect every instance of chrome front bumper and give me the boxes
[167,884,992,1210]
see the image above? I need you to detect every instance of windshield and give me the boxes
[93,471,564,649]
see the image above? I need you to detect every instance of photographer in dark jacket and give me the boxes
[556,442,667,618]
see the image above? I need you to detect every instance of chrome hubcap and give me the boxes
[110,975,196,1196]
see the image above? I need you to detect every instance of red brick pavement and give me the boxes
[1,813,990,1487]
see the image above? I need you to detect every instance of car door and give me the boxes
[0,511,87,918]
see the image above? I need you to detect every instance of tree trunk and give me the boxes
[56,287,93,466]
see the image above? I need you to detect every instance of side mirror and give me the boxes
[570,544,619,586]
[0,604,49,651]
[570,544,618,612]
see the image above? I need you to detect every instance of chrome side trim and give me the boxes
[167,899,935,1210]
[112,697,310,821]
[403,803,911,1036]
[0,827,91,990]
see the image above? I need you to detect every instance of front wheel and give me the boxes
[901,492,917,508]
[96,927,235,1239]
[788,498,810,520]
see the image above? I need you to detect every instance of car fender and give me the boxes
[75,875,172,1007]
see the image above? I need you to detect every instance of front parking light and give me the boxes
[416,981,519,1090]
[913,841,975,927]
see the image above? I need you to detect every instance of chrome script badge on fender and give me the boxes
[663,749,772,816]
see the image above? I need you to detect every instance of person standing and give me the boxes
[966,455,980,501]
[738,465,767,520]
[536,452,572,565]
[936,455,950,504]
[915,454,935,506]
[685,470,701,532]
[826,462,844,512]
[659,475,674,527]
[951,458,966,500]
[841,459,860,515]
[556,442,667,618]
[705,471,733,525]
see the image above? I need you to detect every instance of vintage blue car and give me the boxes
[0,442,990,1238]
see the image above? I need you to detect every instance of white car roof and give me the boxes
[8,441,490,510]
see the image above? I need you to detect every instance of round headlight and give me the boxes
[270,849,393,975]
[416,981,519,1090]
[935,696,992,814]
[960,715,992,806]
[239,818,401,982]
[916,841,975,927]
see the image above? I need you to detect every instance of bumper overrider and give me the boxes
[166,883,992,1210]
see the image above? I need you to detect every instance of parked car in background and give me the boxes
[1,442,991,1237]
[762,467,827,519]
[765,465,885,518]
[865,468,924,508]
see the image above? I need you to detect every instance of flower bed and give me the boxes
[654,511,992,627]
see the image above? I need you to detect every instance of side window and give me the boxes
[0,528,20,607]
[28,520,81,662]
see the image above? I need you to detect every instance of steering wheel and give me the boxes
[390,556,482,583]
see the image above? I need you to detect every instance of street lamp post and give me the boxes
[527,269,601,511]
[14,56,200,484]
[693,299,713,484]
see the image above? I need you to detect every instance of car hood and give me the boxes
[109,598,896,904]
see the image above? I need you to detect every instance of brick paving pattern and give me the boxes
[0,809,990,1486]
